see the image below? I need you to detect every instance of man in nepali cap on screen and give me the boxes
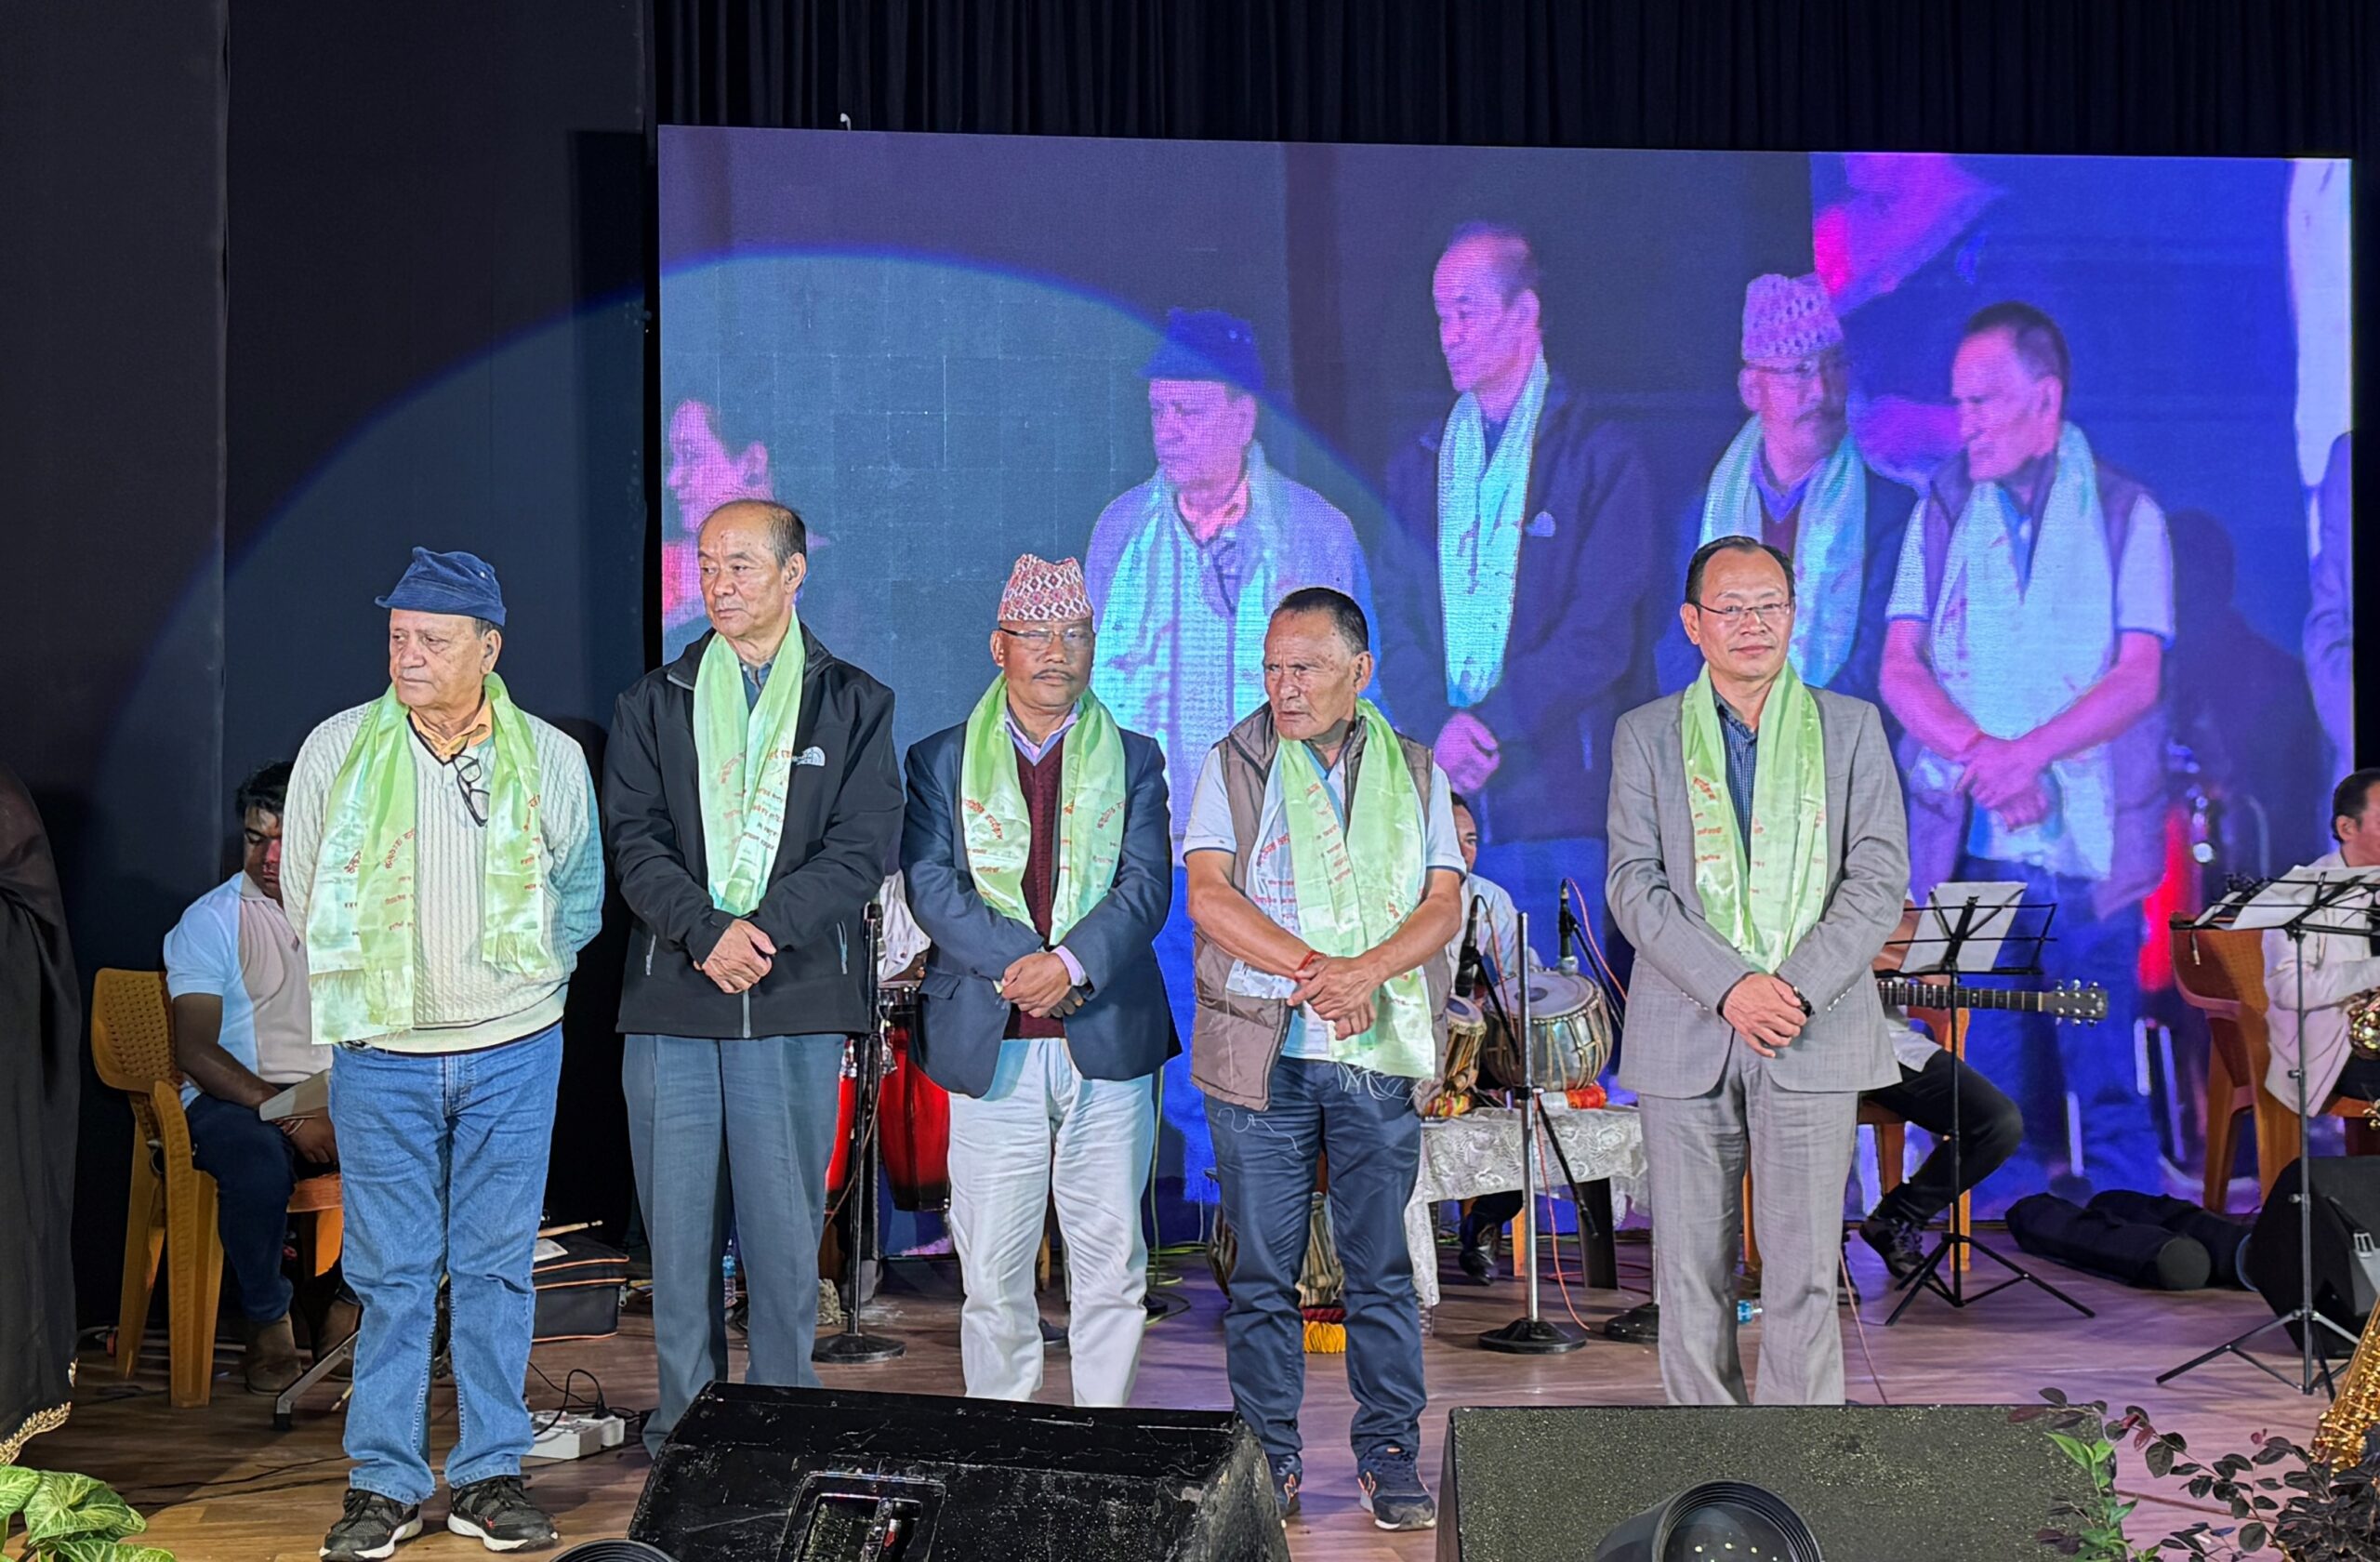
[283,548,603,1560]
[1670,273,1913,712]
[901,554,1174,1407]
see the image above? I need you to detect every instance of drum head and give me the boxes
[1447,993,1485,1026]
[1525,969,1600,1020]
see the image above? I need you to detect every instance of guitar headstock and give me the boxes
[2045,981,2109,1023]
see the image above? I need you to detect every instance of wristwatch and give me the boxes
[1791,986,1814,1018]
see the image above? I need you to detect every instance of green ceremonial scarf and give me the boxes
[304,674,555,1045]
[1678,663,1830,973]
[959,679,1129,944]
[694,625,807,915]
[1278,700,1436,1077]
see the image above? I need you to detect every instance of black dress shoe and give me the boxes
[1859,1212,1929,1285]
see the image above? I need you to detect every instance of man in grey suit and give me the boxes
[1607,535,1907,1406]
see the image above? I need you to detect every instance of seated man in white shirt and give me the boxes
[2267,769,2380,1118]
[163,762,340,1394]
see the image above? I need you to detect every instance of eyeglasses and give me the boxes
[451,749,490,827]
[1691,599,1795,627]
[998,626,1095,652]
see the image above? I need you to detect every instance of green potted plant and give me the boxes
[0,1468,174,1561]
[2026,1389,2380,1558]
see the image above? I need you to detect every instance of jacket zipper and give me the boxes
[837,923,849,975]
[645,933,657,977]
[742,988,752,1040]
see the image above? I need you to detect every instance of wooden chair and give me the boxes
[2171,923,2378,1210]
[89,968,342,1408]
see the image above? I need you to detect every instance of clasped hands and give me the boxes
[1291,949,1386,1039]
[1721,972,1807,1059]
[1947,730,2052,829]
[698,917,774,994]
[996,950,1084,1020]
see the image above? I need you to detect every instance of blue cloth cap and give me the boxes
[375,547,507,626]
[1140,308,1265,394]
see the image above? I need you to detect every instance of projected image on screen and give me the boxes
[659,128,2350,1218]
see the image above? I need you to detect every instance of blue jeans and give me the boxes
[623,1032,844,1455]
[186,1092,302,1323]
[1206,1056,1424,1465]
[1955,858,2157,1199]
[329,1024,562,1505]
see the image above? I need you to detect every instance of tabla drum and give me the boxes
[1426,994,1488,1117]
[1205,1189,1343,1310]
[1480,969,1613,1092]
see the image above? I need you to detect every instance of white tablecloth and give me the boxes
[1408,1104,1647,1308]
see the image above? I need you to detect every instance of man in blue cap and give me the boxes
[1085,309,1374,1112]
[283,548,603,1560]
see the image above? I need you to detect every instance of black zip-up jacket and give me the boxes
[604,627,901,1039]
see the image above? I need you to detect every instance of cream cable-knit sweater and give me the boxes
[283,698,604,1054]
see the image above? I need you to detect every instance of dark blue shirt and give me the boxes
[1715,687,1759,854]
[742,655,773,711]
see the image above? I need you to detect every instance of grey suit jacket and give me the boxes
[1606,685,1907,1097]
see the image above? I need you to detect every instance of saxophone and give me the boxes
[2345,988,2380,1059]
[2310,1294,2380,1469]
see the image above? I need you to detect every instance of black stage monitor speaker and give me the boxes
[1438,1404,2093,1561]
[630,1384,1289,1562]
[2245,1154,2380,1354]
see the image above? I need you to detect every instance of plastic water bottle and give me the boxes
[721,1246,739,1319]
[1736,1299,1761,1325]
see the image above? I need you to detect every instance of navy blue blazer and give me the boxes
[898,719,1177,1099]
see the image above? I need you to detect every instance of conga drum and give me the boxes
[876,981,951,1213]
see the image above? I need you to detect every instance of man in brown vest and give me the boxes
[1879,301,2173,1198]
[901,555,1176,1407]
[1183,587,1464,1530]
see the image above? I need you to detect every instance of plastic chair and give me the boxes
[90,968,342,1408]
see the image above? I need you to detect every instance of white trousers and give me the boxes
[945,1038,1156,1405]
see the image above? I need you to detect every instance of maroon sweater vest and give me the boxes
[1004,737,1065,1039]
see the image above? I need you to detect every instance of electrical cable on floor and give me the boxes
[1842,1246,1890,1405]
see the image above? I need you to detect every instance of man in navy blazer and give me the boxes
[901,553,1174,1407]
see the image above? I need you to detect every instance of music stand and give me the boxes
[1480,910,1588,1354]
[813,904,906,1365]
[2156,867,2380,1394]
[1882,882,2096,1323]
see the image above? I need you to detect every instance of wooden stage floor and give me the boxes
[33,1237,2338,1561]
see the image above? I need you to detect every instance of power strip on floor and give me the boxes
[527,1411,628,1463]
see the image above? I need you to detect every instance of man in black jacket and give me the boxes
[603,499,901,1455]
[1376,222,1661,930]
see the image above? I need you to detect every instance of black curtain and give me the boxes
[654,0,2380,751]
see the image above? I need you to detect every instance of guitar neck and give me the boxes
[1875,977,2064,1015]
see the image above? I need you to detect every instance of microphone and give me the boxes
[1456,894,1486,999]
[1557,882,1581,974]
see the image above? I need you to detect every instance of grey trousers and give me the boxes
[1638,1041,1859,1406]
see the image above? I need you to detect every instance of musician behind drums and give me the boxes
[1444,792,1546,1283]
[2264,769,2380,1119]
[1855,902,2024,1282]
[899,554,1177,1409]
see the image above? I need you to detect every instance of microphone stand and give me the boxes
[813,903,906,1365]
[1481,911,1586,1354]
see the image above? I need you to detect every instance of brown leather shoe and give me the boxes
[318,1298,360,1381]
[243,1314,304,1395]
